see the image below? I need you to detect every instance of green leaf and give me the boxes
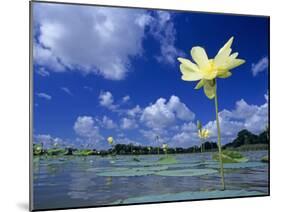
[203,80,215,99]
[212,150,248,163]
[155,168,217,177]
[206,162,266,169]
[261,155,269,163]
[157,155,178,165]
[194,79,205,89]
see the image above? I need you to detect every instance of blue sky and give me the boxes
[32,2,269,149]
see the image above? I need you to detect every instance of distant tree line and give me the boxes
[33,128,269,156]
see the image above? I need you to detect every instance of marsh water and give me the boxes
[33,150,269,210]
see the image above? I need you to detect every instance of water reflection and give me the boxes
[33,151,269,210]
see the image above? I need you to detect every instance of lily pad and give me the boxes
[212,150,248,163]
[206,162,267,169]
[261,155,269,163]
[96,168,154,177]
[157,156,178,165]
[112,189,265,204]
[166,163,201,169]
[114,161,155,167]
[154,168,217,177]
[132,166,169,172]
[87,167,129,173]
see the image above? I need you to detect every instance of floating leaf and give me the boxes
[212,150,248,163]
[206,162,267,169]
[87,167,129,173]
[261,155,269,163]
[114,161,155,167]
[132,166,169,172]
[166,163,201,169]
[157,156,178,165]
[155,168,217,177]
[96,168,154,177]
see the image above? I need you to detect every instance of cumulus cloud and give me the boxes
[33,3,152,80]
[127,105,142,117]
[36,92,52,100]
[251,56,268,76]
[141,95,195,129]
[33,4,181,80]
[120,117,138,130]
[101,116,117,129]
[149,11,183,64]
[205,96,268,144]
[34,134,65,148]
[171,131,199,147]
[99,91,117,110]
[73,116,103,145]
[122,95,130,103]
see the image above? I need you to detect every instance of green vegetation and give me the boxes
[33,128,269,157]
[212,150,248,163]
[261,155,269,163]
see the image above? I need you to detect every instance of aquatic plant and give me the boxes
[155,135,160,155]
[197,120,210,152]
[107,136,114,146]
[162,143,169,155]
[212,150,248,163]
[157,155,178,165]
[261,155,269,163]
[33,143,44,156]
[107,136,116,155]
[178,37,245,190]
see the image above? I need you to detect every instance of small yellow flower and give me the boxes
[107,136,114,145]
[178,37,245,99]
[36,146,42,151]
[162,143,168,149]
[198,129,210,139]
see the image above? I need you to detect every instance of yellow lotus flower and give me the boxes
[162,143,168,149]
[178,37,245,99]
[107,136,114,145]
[198,129,210,139]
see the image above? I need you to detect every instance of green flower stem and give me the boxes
[214,79,226,190]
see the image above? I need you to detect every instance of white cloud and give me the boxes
[140,128,168,146]
[34,134,65,148]
[167,95,195,121]
[205,96,268,144]
[122,95,130,103]
[33,4,181,80]
[33,3,152,80]
[181,122,197,132]
[115,136,140,145]
[36,67,50,77]
[73,116,103,143]
[251,56,268,76]
[120,117,138,129]
[127,105,142,117]
[149,11,183,64]
[171,131,199,147]
[101,116,117,129]
[36,92,52,100]
[99,91,116,110]
[61,87,73,96]
[140,95,195,129]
